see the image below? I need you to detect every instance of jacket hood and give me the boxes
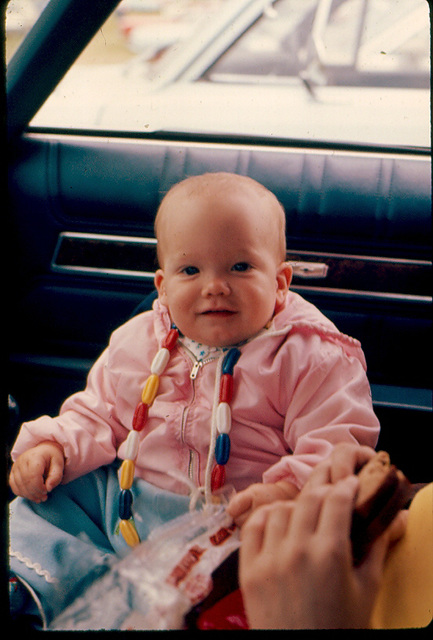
[152,291,365,368]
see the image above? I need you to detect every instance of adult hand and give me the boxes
[228,480,299,527]
[239,468,400,628]
[304,442,376,488]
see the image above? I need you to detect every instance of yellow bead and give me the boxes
[120,459,135,490]
[119,519,140,547]
[141,374,159,405]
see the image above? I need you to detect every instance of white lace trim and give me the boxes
[9,548,58,584]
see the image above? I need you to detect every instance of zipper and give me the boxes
[189,356,218,380]
[188,450,197,481]
[190,360,202,380]
[179,345,220,482]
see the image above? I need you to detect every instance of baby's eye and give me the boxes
[182,266,199,276]
[232,262,251,272]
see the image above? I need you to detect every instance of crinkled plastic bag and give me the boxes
[50,502,240,630]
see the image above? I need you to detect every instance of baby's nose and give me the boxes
[202,274,231,296]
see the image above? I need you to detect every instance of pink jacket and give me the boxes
[12,293,379,495]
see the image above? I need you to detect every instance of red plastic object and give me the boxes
[219,373,234,403]
[196,589,249,630]
[132,402,149,431]
[162,328,179,351]
[211,463,226,491]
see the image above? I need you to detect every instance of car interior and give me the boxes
[5,0,431,573]
[6,0,431,485]
[4,0,432,630]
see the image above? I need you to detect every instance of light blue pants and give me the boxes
[9,465,191,626]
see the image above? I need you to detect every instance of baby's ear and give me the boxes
[154,269,168,305]
[275,262,292,311]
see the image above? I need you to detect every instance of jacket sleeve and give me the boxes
[262,335,380,489]
[11,346,129,484]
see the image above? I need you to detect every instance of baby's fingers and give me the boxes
[45,456,64,493]
[9,461,48,502]
[8,466,21,496]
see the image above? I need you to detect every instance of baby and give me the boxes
[9,172,379,625]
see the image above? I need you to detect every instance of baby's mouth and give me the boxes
[201,309,236,317]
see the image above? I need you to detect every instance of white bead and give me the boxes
[124,430,140,461]
[216,402,231,434]
[150,348,170,376]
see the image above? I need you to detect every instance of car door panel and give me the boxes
[8,132,431,480]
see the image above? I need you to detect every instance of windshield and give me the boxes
[7,0,431,148]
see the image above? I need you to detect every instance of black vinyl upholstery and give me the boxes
[9,134,432,480]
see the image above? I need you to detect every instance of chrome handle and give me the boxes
[288,261,329,279]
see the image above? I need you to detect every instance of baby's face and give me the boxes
[155,186,291,347]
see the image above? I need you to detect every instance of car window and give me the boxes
[7,0,431,148]
[206,0,430,88]
[5,0,47,62]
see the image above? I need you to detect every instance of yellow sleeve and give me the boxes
[370,483,433,629]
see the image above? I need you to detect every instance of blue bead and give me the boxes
[119,489,133,520]
[215,433,230,465]
[222,348,241,375]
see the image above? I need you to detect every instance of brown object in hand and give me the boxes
[351,451,412,563]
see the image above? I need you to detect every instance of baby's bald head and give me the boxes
[154,172,286,268]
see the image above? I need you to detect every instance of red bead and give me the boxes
[211,464,226,491]
[132,402,149,431]
[162,328,179,351]
[219,374,234,404]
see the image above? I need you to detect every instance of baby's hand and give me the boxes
[9,441,65,503]
[228,480,299,527]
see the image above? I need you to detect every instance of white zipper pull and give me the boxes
[190,360,202,380]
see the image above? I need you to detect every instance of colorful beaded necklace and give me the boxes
[117,324,241,547]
